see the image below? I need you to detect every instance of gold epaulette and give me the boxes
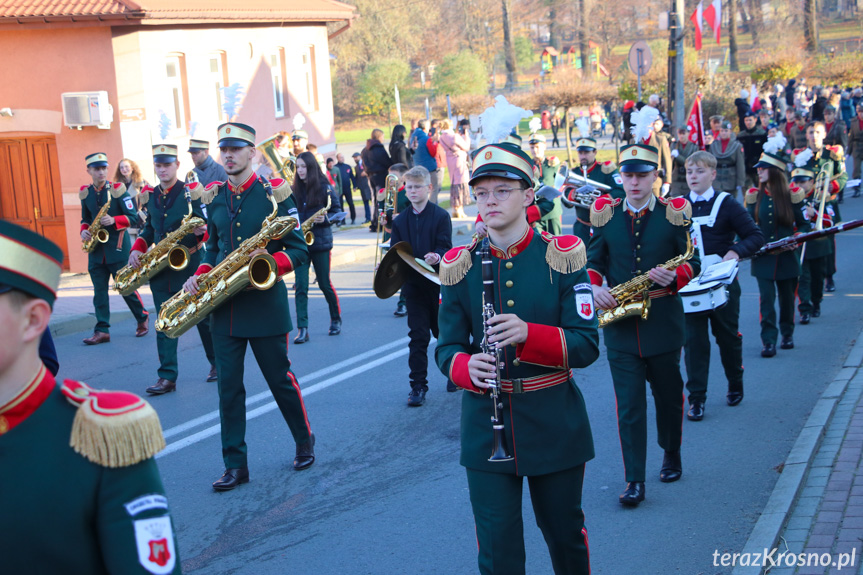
[790,187,806,204]
[61,380,166,468]
[658,196,692,226]
[827,145,845,161]
[439,237,478,286]
[201,181,223,205]
[600,161,618,174]
[539,231,587,273]
[79,184,90,200]
[109,182,127,199]
[269,178,293,203]
[139,185,154,206]
[547,156,561,167]
[590,195,620,228]
[185,182,203,202]
[745,187,759,205]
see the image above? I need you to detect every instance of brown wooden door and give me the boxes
[0,136,69,268]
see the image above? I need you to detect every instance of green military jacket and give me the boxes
[0,366,180,574]
[791,146,848,195]
[797,186,839,260]
[137,180,208,293]
[745,187,810,280]
[436,227,599,476]
[80,181,139,266]
[586,194,700,356]
[573,160,625,225]
[201,174,309,337]
[535,156,563,235]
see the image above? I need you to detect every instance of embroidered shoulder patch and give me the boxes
[573,283,595,320]
[134,516,177,574]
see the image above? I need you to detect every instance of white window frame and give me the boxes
[209,52,229,122]
[270,49,286,118]
[165,54,189,132]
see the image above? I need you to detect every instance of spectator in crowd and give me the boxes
[734,90,752,131]
[361,129,393,232]
[438,119,471,219]
[811,88,830,122]
[550,111,561,147]
[771,84,787,122]
[841,91,855,129]
[848,104,863,195]
[709,115,724,136]
[115,158,149,236]
[789,111,810,150]
[737,111,768,189]
[411,120,442,205]
[334,153,357,225]
[351,152,373,224]
[389,124,413,168]
[427,119,447,204]
[670,127,698,197]
[823,105,848,152]
[709,122,746,201]
[325,157,343,214]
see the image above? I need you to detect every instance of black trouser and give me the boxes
[826,237,837,279]
[340,187,356,222]
[684,279,743,404]
[799,255,827,314]
[403,281,440,390]
[756,277,798,345]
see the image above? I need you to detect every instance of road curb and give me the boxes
[49,222,473,337]
[731,332,863,575]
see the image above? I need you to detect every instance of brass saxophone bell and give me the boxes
[304,231,315,245]
[95,229,110,244]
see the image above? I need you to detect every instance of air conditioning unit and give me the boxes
[61,91,114,129]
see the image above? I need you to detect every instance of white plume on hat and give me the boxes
[529,117,542,133]
[479,95,533,144]
[629,106,659,143]
[576,117,591,138]
[763,132,787,155]
[292,113,306,131]
[794,148,814,168]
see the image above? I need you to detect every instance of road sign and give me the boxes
[628,41,652,76]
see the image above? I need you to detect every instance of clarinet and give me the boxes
[480,238,514,462]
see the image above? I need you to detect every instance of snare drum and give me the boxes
[679,277,729,314]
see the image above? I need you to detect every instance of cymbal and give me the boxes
[373,242,439,299]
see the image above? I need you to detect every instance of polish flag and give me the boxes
[703,0,722,44]
[686,94,706,150]
[690,1,703,51]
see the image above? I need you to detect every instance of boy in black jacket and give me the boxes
[390,166,453,406]
[683,152,765,421]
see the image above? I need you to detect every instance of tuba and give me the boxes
[257,134,296,185]
[300,196,332,245]
[82,201,112,253]
[597,229,694,328]
[113,188,205,296]
[155,183,297,339]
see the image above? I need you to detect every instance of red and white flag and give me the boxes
[686,94,706,150]
[703,0,722,44]
[690,1,704,51]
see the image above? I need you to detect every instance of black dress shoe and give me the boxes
[407,387,427,407]
[825,278,836,292]
[293,433,316,470]
[207,365,218,382]
[660,450,682,483]
[761,343,777,358]
[687,401,704,421]
[800,313,811,325]
[293,327,309,344]
[780,336,794,350]
[812,303,821,318]
[619,482,645,507]
[727,385,744,406]
[393,302,407,317]
[146,378,176,395]
[328,319,342,336]
[213,468,249,491]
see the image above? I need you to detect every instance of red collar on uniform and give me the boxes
[826,122,834,131]
[227,172,257,194]
[0,365,54,436]
[585,162,598,174]
[797,124,807,132]
[489,225,533,259]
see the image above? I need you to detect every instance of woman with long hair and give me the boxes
[291,151,344,344]
[388,124,413,168]
[745,152,810,358]
[438,118,471,219]
[115,158,149,234]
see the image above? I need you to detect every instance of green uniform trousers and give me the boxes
[466,464,589,575]
[88,260,148,333]
[684,279,743,404]
[152,286,216,381]
[799,256,828,314]
[213,333,313,469]
[607,347,685,483]
[826,237,837,278]
[757,277,798,345]
[572,219,591,246]
[294,250,341,328]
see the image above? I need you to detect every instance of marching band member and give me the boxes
[568,130,625,243]
[182,122,315,491]
[682,152,763,422]
[745,149,810,358]
[587,140,699,507]
[128,144,217,395]
[0,220,180,574]
[291,151,343,343]
[527,132,563,234]
[188,138,228,185]
[79,153,149,345]
[436,142,598,574]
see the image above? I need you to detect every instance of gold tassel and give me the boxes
[440,248,472,286]
[186,182,202,202]
[545,238,587,273]
[201,182,221,205]
[664,200,691,226]
[600,161,618,174]
[590,202,614,228]
[271,179,293,203]
[69,399,166,468]
[790,187,806,204]
[110,182,128,198]
[138,190,150,206]
[78,186,89,200]
[745,189,758,205]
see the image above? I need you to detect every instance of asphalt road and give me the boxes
[52,198,863,575]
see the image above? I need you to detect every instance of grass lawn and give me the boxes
[335,128,380,145]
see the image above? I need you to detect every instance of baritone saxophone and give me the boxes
[155,184,298,339]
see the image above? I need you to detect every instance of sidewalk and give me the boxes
[50,209,478,338]
[732,329,863,575]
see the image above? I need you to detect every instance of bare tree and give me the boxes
[748,0,763,47]
[502,0,518,88]
[729,0,739,71]
[578,0,592,77]
[804,0,818,53]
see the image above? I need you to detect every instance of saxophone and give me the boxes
[114,188,205,296]
[597,229,694,328]
[155,184,298,339]
[300,196,332,245]
[82,201,112,253]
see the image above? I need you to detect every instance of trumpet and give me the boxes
[373,174,399,275]
[257,134,295,185]
[82,202,112,253]
[801,162,834,262]
[300,196,332,245]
